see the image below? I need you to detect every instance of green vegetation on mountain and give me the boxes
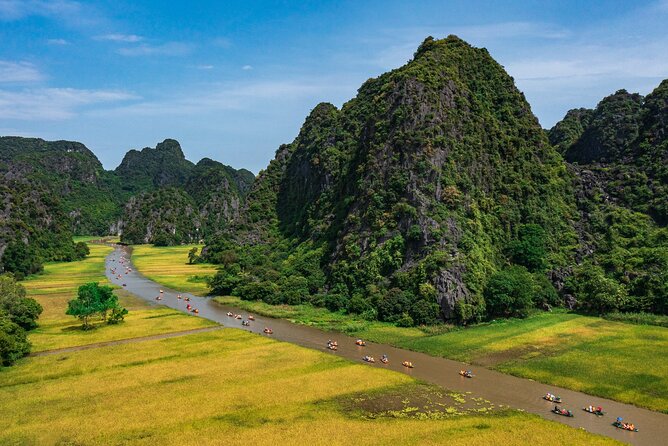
[204,36,668,328]
[550,81,668,316]
[205,36,577,325]
[0,137,253,272]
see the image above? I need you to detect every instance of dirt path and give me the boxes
[29,326,223,357]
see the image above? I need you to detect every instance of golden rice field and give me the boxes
[131,244,218,295]
[0,328,619,446]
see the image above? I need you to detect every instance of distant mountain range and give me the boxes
[0,137,253,275]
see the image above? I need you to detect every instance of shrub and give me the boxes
[396,313,415,327]
[409,300,441,325]
[0,310,30,366]
[347,294,372,315]
[485,266,534,318]
[506,224,548,272]
[570,263,628,315]
[0,274,43,330]
[324,293,347,312]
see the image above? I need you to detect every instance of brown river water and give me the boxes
[106,245,667,445]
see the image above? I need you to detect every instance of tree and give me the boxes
[73,242,90,260]
[0,310,31,366]
[506,224,548,272]
[570,264,627,315]
[187,247,199,265]
[485,266,535,318]
[2,242,42,279]
[66,283,127,329]
[409,300,441,325]
[0,274,43,330]
[279,275,309,305]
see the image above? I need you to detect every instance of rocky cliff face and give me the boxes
[208,36,576,321]
[116,140,254,245]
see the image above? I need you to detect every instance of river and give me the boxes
[106,245,667,445]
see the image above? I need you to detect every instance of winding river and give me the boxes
[106,245,666,445]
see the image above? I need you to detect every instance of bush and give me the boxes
[279,275,310,305]
[396,313,415,327]
[377,288,412,322]
[207,265,242,295]
[73,242,90,260]
[454,299,485,325]
[0,274,43,330]
[0,310,30,366]
[570,263,627,315]
[347,294,372,315]
[506,224,547,272]
[485,266,534,318]
[409,300,441,325]
[533,274,561,308]
[324,293,347,312]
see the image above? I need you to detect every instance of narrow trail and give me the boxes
[29,326,223,357]
[106,245,667,446]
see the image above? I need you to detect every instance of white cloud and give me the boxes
[117,42,191,57]
[0,0,100,28]
[0,61,43,83]
[0,88,138,120]
[95,33,143,43]
[95,79,354,118]
[242,65,253,71]
[196,65,214,70]
[46,38,68,45]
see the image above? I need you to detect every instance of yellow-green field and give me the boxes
[216,296,668,412]
[21,242,213,352]
[128,244,668,412]
[23,243,114,319]
[131,244,217,295]
[0,328,619,445]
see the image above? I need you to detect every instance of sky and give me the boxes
[1,0,667,173]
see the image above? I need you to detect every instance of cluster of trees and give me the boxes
[66,283,128,330]
[206,223,561,326]
[0,274,42,366]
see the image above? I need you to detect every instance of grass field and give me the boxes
[21,242,213,352]
[0,328,619,445]
[213,296,668,412]
[131,244,218,296]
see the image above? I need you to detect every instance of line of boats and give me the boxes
[113,258,641,436]
[543,393,638,431]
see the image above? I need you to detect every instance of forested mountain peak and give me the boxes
[206,35,575,323]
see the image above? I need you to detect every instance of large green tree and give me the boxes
[66,283,127,329]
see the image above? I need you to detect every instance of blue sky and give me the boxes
[1,0,667,172]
